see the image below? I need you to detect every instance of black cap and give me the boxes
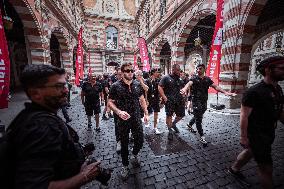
[256,56,284,75]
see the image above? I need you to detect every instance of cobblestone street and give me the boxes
[61,97,284,189]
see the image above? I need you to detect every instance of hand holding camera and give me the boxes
[81,157,112,186]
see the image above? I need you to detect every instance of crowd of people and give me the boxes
[1,56,283,189]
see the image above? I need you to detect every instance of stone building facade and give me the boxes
[83,0,139,74]
[2,0,139,89]
[136,0,284,108]
[2,0,84,87]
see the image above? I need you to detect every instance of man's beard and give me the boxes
[44,94,68,110]
[124,74,133,81]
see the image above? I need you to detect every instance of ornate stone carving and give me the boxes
[105,1,117,14]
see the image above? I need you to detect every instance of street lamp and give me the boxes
[194,30,202,47]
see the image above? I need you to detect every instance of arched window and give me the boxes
[106,26,118,49]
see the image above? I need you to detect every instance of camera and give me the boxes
[82,143,95,156]
[87,157,112,186]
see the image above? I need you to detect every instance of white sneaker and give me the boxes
[155,128,162,135]
[120,166,129,179]
[144,123,150,128]
[116,141,121,152]
[199,136,207,144]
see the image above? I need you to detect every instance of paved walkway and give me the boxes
[65,97,283,189]
[1,94,284,189]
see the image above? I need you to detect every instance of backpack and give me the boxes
[0,110,85,188]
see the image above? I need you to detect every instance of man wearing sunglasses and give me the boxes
[81,75,103,131]
[108,63,149,179]
[2,64,101,189]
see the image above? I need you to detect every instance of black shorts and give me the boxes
[148,100,160,114]
[249,134,274,164]
[84,102,101,116]
[165,99,185,117]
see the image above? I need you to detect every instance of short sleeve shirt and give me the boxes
[146,78,160,101]
[82,82,103,104]
[242,81,283,137]
[190,75,214,103]
[108,80,144,119]
[159,74,184,101]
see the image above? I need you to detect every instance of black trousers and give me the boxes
[188,101,207,136]
[119,118,144,166]
[114,115,120,142]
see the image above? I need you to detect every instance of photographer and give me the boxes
[1,65,109,189]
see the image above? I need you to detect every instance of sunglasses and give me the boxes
[123,69,134,73]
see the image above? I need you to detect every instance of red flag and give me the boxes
[206,0,224,93]
[138,38,150,72]
[0,10,10,109]
[75,28,83,86]
[133,54,138,71]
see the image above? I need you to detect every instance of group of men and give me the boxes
[1,55,284,188]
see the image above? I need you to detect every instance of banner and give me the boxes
[0,11,10,109]
[206,0,224,94]
[75,28,83,86]
[88,51,92,76]
[138,37,150,72]
[133,54,138,71]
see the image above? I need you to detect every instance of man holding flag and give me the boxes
[180,63,236,144]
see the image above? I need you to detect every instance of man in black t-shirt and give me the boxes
[1,64,100,189]
[158,64,185,140]
[229,56,284,189]
[181,64,236,144]
[81,75,103,131]
[146,68,162,134]
[108,63,149,179]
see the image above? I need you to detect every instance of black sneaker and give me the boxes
[109,114,114,118]
[96,127,101,132]
[172,124,180,133]
[88,123,92,128]
[187,124,197,133]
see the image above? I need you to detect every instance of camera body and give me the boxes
[86,157,112,186]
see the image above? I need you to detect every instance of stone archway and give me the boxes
[8,0,45,64]
[160,42,171,75]
[50,29,72,70]
[220,0,284,108]
[175,9,216,67]
[2,0,43,90]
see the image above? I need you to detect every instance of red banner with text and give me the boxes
[75,28,83,86]
[206,0,224,94]
[0,11,10,109]
[138,38,150,72]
